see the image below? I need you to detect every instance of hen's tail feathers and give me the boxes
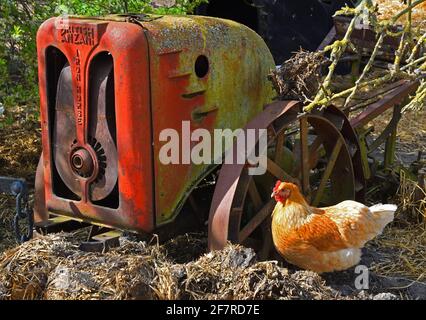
[369,204,396,234]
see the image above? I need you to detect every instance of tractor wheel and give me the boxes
[208,101,365,259]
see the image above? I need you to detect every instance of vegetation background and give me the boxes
[0,0,207,124]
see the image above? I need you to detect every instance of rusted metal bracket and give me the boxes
[79,227,122,252]
[36,216,121,252]
[35,214,89,235]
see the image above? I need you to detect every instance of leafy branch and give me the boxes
[303,0,426,113]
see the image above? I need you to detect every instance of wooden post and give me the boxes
[384,106,400,169]
[356,127,372,180]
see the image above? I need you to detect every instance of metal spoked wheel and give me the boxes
[208,101,365,259]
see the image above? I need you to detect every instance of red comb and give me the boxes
[273,180,282,191]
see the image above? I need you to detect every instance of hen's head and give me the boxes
[271,180,304,204]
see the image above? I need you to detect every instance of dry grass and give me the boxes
[365,105,425,283]
[375,0,426,31]
[0,233,77,299]
[0,106,41,181]
[367,223,425,282]
[396,170,426,223]
[366,167,425,282]
[395,109,426,156]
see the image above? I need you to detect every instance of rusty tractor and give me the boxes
[32,4,418,254]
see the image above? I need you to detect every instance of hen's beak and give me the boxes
[271,189,290,199]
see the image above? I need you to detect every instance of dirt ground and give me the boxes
[0,107,425,300]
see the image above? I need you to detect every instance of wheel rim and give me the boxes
[208,101,364,258]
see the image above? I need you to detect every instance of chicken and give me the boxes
[271,180,396,273]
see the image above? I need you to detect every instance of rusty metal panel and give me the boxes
[142,15,276,225]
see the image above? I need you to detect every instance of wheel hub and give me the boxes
[70,148,95,178]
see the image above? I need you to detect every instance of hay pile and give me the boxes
[269,50,325,102]
[0,233,368,300]
[0,233,166,300]
[155,246,342,300]
[44,238,163,300]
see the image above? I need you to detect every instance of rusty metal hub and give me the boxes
[70,147,95,178]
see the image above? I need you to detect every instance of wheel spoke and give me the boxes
[229,208,243,243]
[266,158,296,183]
[274,131,285,162]
[188,194,199,212]
[300,117,310,195]
[239,199,275,242]
[248,178,262,210]
[233,168,251,208]
[294,135,323,176]
[259,217,273,260]
[312,139,343,206]
[267,124,277,140]
[307,135,324,169]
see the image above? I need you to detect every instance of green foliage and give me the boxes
[0,0,207,116]
[52,0,206,16]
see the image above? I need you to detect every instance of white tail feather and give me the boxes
[369,204,396,233]
[369,204,397,213]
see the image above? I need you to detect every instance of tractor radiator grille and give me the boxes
[46,48,119,208]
